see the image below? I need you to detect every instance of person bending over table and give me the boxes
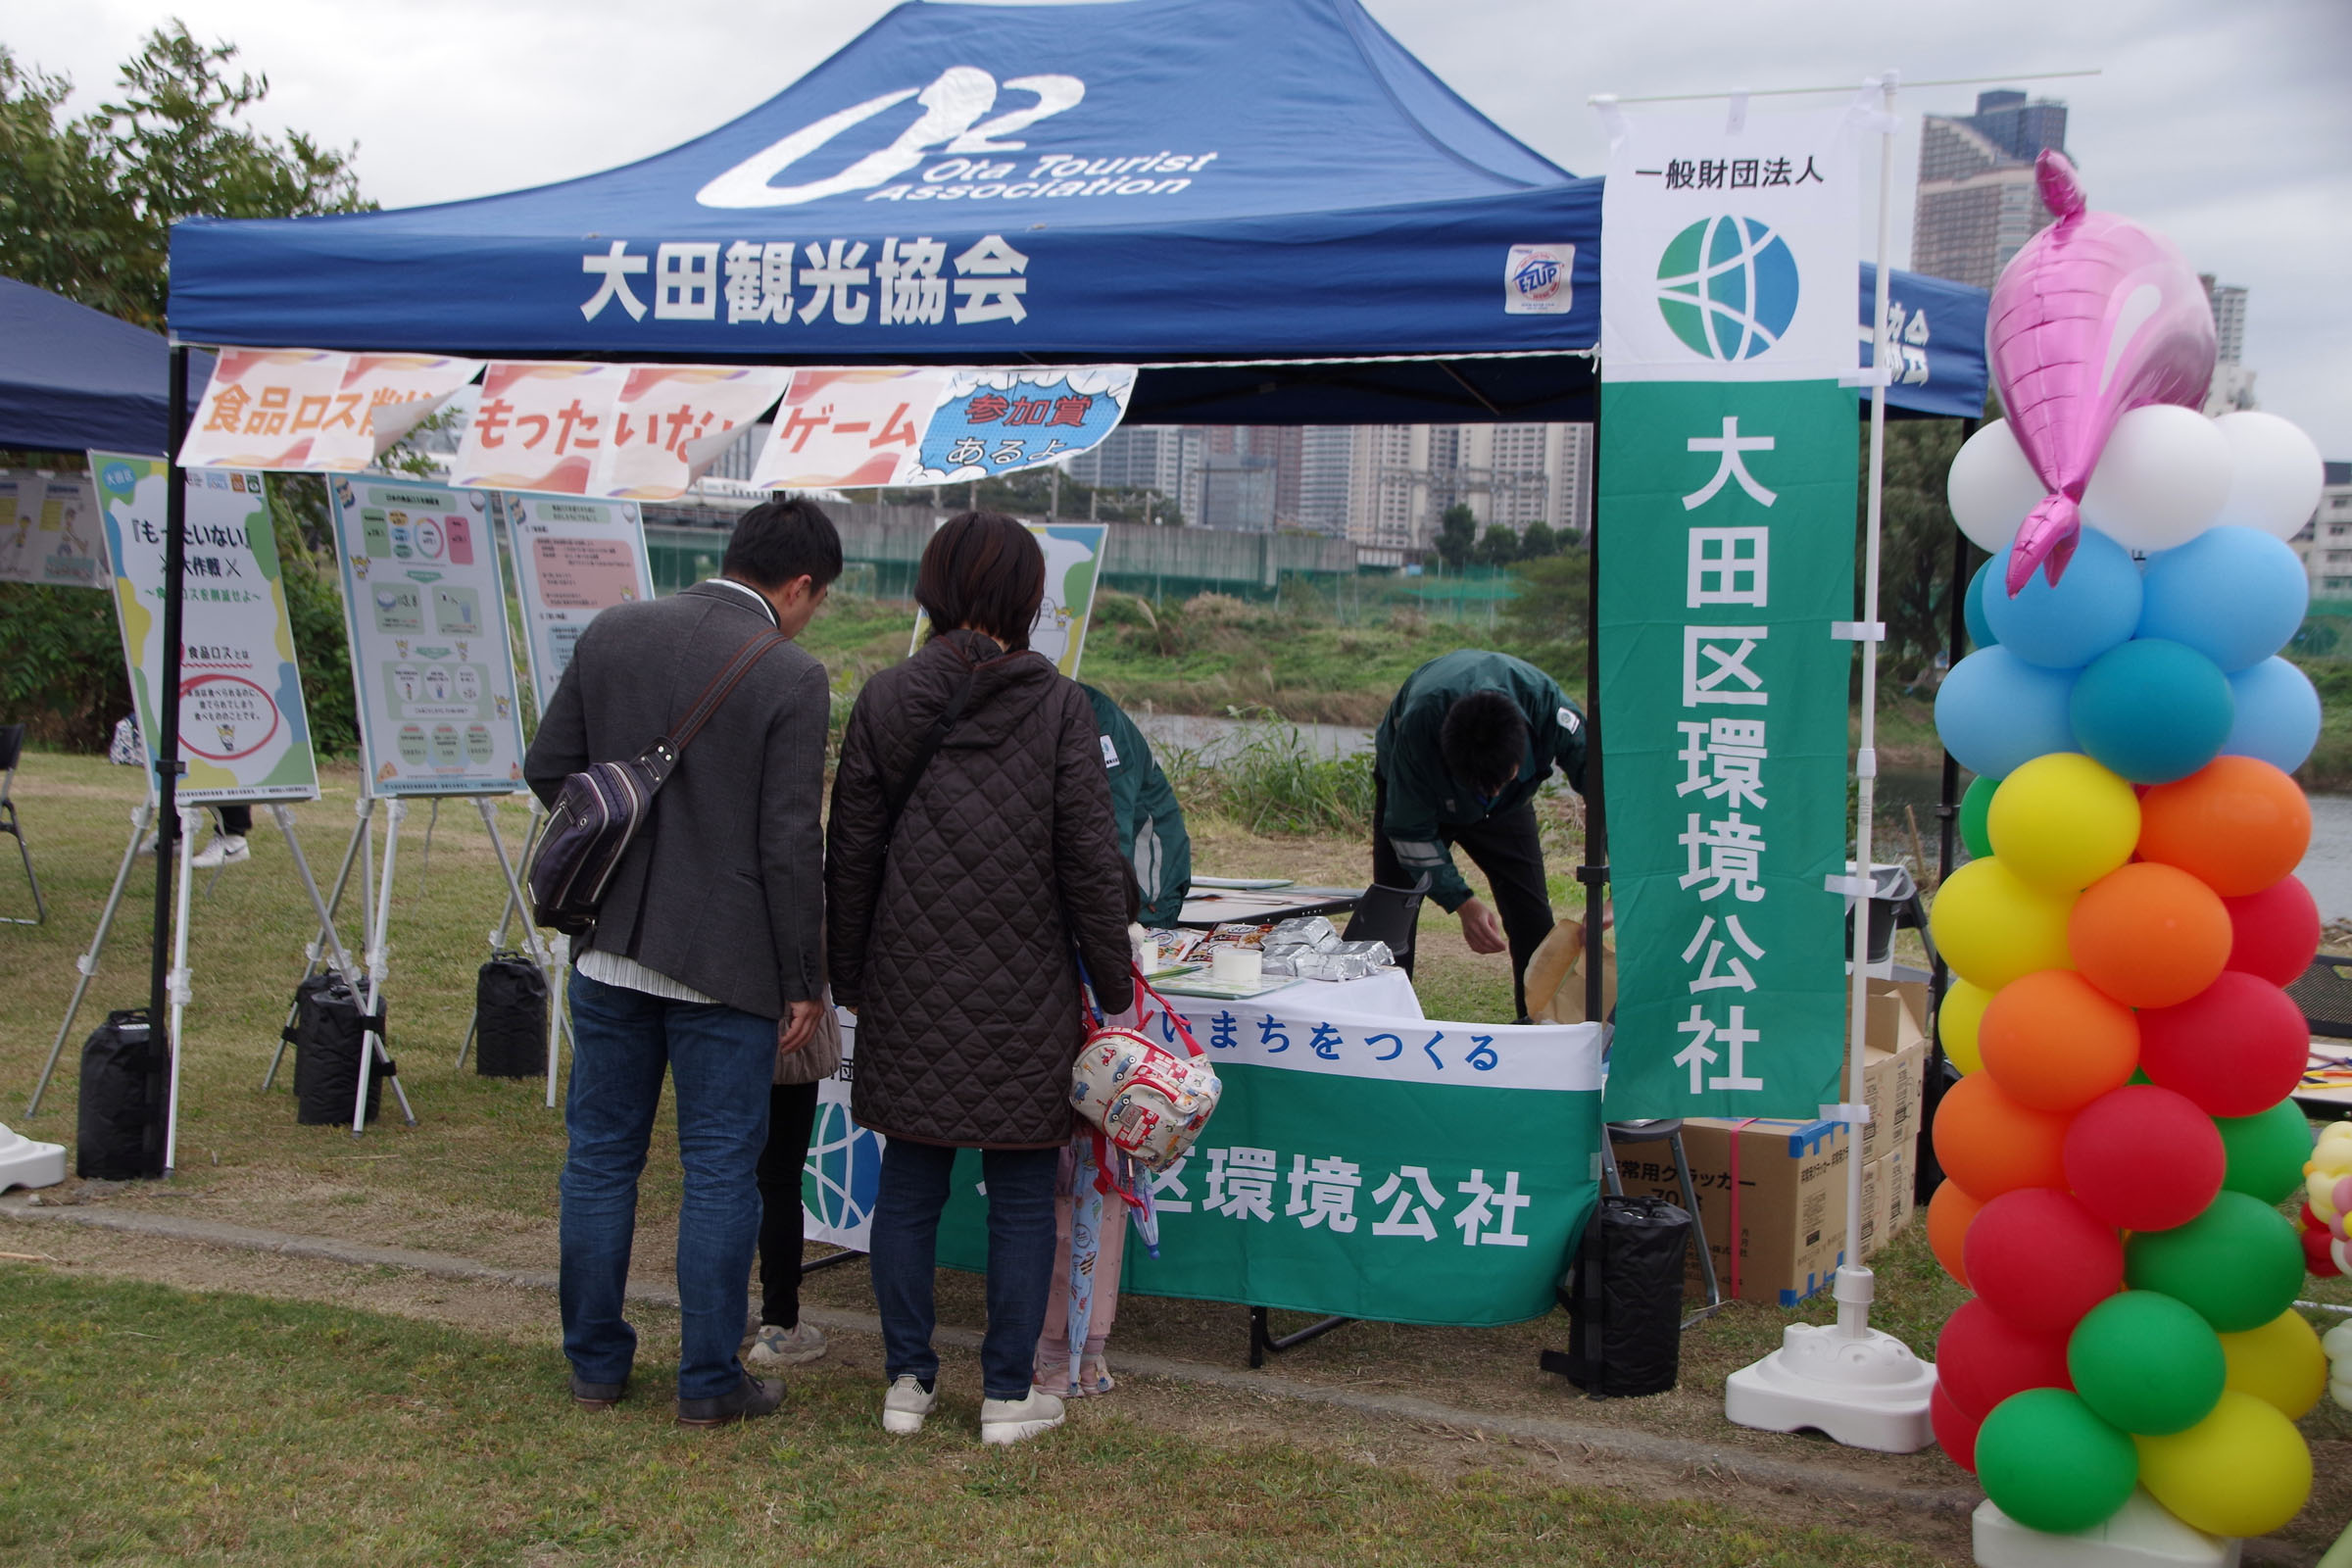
[1371,650,1587,1019]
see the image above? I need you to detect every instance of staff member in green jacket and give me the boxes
[1081,685,1191,928]
[1372,650,1587,1017]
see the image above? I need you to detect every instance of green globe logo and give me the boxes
[1656,216,1800,361]
[803,1101,881,1232]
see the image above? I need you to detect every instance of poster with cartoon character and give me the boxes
[0,469,106,588]
[907,520,1105,679]
[88,453,319,804]
[327,476,526,796]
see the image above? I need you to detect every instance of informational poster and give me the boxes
[907,520,1105,678]
[452,362,791,499]
[748,366,1136,491]
[326,476,526,796]
[808,999,1605,1328]
[1592,103,1864,1121]
[88,453,319,805]
[177,349,481,472]
[0,469,105,588]
[501,492,654,710]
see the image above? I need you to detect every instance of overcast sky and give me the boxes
[14,0,2348,452]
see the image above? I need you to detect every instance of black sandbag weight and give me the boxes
[75,1008,168,1180]
[472,953,548,1078]
[1540,1194,1692,1398]
[287,971,387,1126]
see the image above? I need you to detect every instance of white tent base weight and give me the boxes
[1723,1321,1936,1452]
[1973,1493,2239,1568]
[0,1121,65,1192]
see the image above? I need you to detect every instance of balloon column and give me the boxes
[1927,151,2324,1548]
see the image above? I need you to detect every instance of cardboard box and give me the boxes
[1883,1140,1916,1238]
[1858,983,1930,1168]
[1614,1116,1852,1307]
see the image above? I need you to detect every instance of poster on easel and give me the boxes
[326,476,526,796]
[499,493,653,711]
[88,452,320,804]
[907,520,1107,678]
[0,469,106,588]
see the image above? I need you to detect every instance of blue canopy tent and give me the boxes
[151,0,1995,1176]
[166,0,1986,423]
[0,277,210,455]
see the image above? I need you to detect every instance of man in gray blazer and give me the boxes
[525,497,838,1427]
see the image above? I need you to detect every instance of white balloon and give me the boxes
[2079,404,2231,552]
[2215,411,2326,540]
[1946,418,2046,555]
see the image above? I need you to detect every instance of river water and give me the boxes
[1132,711,2352,920]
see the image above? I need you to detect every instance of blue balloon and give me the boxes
[1936,648,2079,780]
[1965,557,1997,651]
[2137,526,2310,673]
[2070,638,2235,784]
[2224,657,2322,772]
[1984,528,2143,669]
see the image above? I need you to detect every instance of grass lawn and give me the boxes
[0,1265,1961,1568]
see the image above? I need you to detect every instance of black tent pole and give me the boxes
[148,342,189,1162]
[1578,392,1607,1024]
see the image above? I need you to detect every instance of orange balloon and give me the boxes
[2068,861,2232,1007]
[1932,1073,2072,1200]
[1978,969,2141,1111]
[1928,1178,1985,1289]
[2138,757,2312,897]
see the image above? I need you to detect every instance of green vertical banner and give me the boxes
[1593,103,1864,1121]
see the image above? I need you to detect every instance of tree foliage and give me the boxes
[0,23,368,329]
[1864,419,1974,685]
[1497,548,1592,687]
[1519,519,1562,560]
[1433,504,1478,569]
[1473,522,1521,567]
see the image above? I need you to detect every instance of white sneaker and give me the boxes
[881,1374,937,1436]
[190,834,249,868]
[980,1387,1065,1446]
[747,1321,828,1367]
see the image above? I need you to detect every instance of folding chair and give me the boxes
[0,724,44,925]
[1601,1117,1723,1326]
[1342,882,1424,972]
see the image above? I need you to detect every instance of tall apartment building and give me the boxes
[2196,273,2257,415]
[2301,462,2352,596]
[1913,90,2070,290]
[1297,423,1591,550]
[1064,423,1204,521]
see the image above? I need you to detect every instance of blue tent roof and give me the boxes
[0,277,210,454]
[168,0,1983,423]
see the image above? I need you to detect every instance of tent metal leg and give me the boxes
[24,804,151,1117]
[1248,1305,1351,1369]
[354,800,408,1136]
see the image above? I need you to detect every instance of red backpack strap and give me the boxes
[1131,964,1203,1058]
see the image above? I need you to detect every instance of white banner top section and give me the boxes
[179,350,483,471]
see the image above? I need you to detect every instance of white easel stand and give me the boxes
[1973,1494,2239,1568]
[24,802,154,1117]
[161,808,197,1173]
[263,791,376,1092]
[350,798,414,1136]
[1722,1264,1937,1450]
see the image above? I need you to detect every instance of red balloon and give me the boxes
[2225,876,2321,987]
[1932,1381,1984,1473]
[2062,1084,2226,1231]
[1936,1296,2075,1417]
[2303,1223,2343,1279]
[2135,972,2310,1117]
[1963,1189,2125,1337]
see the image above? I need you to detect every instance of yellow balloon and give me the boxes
[2134,1391,2312,1539]
[1929,857,2079,992]
[1938,979,1993,1074]
[1985,753,2142,892]
[2220,1310,2329,1420]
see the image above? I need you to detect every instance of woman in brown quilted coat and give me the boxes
[826,511,1136,1446]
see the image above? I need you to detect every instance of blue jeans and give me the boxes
[560,971,775,1401]
[869,1140,1060,1399]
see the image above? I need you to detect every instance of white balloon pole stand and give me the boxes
[1972,1493,2240,1568]
[1724,71,1936,1453]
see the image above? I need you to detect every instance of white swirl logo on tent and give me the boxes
[699,67,1087,209]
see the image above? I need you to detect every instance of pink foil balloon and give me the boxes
[1988,152,2218,595]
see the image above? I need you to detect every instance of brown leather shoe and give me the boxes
[675,1374,784,1428]
[570,1372,627,1411]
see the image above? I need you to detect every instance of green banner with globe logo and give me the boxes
[1592,104,1864,1122]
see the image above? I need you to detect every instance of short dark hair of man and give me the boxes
[722,495,843,592]
[1440,690,1529,795]
[916,511,1044,650]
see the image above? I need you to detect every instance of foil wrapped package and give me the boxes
[1294,941,1393,981]
[1264,915,1343,956]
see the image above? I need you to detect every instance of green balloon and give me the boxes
[2066,1291,2227,1435]
[2124,1191,2307,1333]
[1959,774,1997,859]
[1976,1389,2139,1533]
[2214,1102,2316,1206]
